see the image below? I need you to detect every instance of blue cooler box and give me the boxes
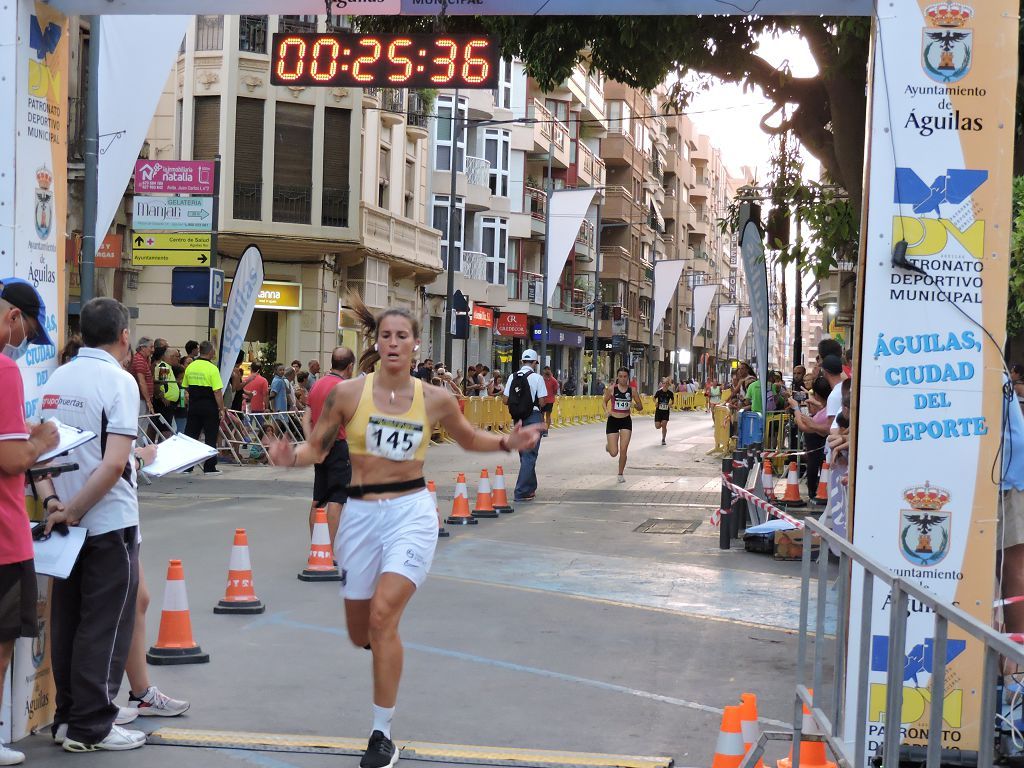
[738,411,763,448]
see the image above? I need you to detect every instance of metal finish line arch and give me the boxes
[2,0,1018,764]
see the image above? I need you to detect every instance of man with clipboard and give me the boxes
[0,278,59,764]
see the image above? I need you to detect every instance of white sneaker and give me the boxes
[617,474,625,483]
[52,723,68,744]
[0,741,24,765]
[115,706,139,725]
[130,686,190,717]
[62,724,146,752]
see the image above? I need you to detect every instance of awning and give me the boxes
[649,200,665,234]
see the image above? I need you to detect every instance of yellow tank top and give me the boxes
[347,373,430,462]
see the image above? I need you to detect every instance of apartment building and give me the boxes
[129,13,441,365]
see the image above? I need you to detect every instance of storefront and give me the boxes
[224,278,302,365]
[532,326,585,384]
[493,311,529,377]
[468,304,494,372]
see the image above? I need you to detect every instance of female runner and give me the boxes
[603,366,643,482]
[270,298,541,768]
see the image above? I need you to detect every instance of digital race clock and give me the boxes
[270,33,499,89]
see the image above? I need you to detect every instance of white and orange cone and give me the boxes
[492,466,514,513]
[472,469,499,518]
[214,528,265,614]
[429,480,449,538]
[779,461,807,507]
[777,690,836,768]
[147,559,210,665]
[813,462,830,506]
[762,459,777,501]
[298,508,341,581]
[739,693,765,768]
[446,473,478,525]
[712,705,746,768]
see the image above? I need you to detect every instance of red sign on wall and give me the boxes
[494,312,528,337]
[134,160,214,195]
[470,304,494,327]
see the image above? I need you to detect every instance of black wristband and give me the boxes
[41,495,59,510]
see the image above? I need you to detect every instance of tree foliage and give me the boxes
[1009,176,1024,338]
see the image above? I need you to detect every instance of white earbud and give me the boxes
[374,343,379,352]
[414,344,420,352]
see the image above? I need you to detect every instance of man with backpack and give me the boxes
[502,349,546,502]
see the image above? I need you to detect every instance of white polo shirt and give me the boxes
[503,364,545,411]
[43,347,140,537]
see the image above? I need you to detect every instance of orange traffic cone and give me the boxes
[147,559,210,665]
[492,465,514,513]
[429,480,449,538]
[472,469,499,518]
[762,459,777,501]
[712,705,746,768]
[214,528,265,614]
[813,462,830,506]
[777,690,836,768]
[446,473,478,525]
[298,508,341,581]
[779,461,807,507]
[739,693,765,768]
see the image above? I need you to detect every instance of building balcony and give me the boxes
[360,202,442,280]
[461,250,488,282]
[195,15,223,52]
[525,186,546,237]
[465,155,492,211]
[602,185,643,224]
[272,184,311,224]
[406,92,429,138]
[576,142,606,188]
[526,99,570,169]
[600,132,638,168]
[363,88,382,107]
[233,180,262,221]
[278,15,317,34]
[692,175,710,200]
[598,246,631,282]
[380,89,405,125]
[509,270,543,303]
[322,186,349,228]
[238,15,268,54]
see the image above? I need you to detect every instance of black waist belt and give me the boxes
[347,477,426,499]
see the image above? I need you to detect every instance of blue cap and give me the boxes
[0,277,55,348]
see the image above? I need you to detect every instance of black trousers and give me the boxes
[51,527,139,744]
[805,433,826,497]
[185,400,219,471]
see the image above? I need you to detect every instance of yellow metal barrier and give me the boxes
[707,404,734,457]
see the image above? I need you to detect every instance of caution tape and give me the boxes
[720,475,805,530]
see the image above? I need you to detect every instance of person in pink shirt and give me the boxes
[0,278,59,764]
[541,366,560,428]
[243,363,270,413]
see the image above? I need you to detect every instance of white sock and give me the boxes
[372,704,395,739]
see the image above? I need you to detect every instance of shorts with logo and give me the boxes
[313,440,351,507]
[606,415,633,434]
[334,488,438,600]
[0,560,38,641]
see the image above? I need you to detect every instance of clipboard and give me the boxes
[142,433,218,477]
[37,419,96,463]
[28,520,87,580]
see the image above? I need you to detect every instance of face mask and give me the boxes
[2,315,29,361]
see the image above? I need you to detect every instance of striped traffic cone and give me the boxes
[777,690,836,768]
[298,508,341,581]
[712,705,746,768]
[812,462,830,506]
[492,465,514,513]
[445,473,478,525]
[779,461,807,507]
[471,469,499,518]
[762,459,777,501]
[739,693,765,768]
[214,528,265,614]
[429,480,449,538]
[147,560,210,665]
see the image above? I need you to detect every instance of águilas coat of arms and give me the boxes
[34,166,53,240]
[922,2,973,84]
[900,482,952,567]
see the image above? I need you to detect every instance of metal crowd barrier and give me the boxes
[740,513,1024,768]
[219,409,306,465]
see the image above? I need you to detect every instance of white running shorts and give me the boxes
[334,488,438,600]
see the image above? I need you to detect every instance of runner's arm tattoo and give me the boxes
[317,387,342,455]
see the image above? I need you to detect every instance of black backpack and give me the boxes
[506,371,537,422]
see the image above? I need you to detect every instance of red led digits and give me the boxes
[462,39,491,84]
[310,37,340,82]
[387,38,413,83]
[431,38,458,84]
[275,37,307,82]
[352,37,382,82]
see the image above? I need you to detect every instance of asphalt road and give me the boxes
[17,409,831,768]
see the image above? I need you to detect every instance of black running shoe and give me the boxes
[360,730,398,768]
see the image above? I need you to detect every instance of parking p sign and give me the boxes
[209,268,225,310]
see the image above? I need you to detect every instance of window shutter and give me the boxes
[273,102,313,223]
[192,96,220,161]
[322,107,351,227]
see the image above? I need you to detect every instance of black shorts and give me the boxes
[0,560,38,641]
[655,408,670,423]
[606,415,633,434]
[541,403,554,414]
[313,439,352,507]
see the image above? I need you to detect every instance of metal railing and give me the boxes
[233,181,262,221]
[737,510,1024,768]
[273,184,312,224]
[509,270,543,302]
[381,88,404,114]
[219,409,306,465]
[278,15,317,34]
[322,187,349,227]
[465,155,491,187]
[525,186,546,220]
[195,15,224,51]
[576,218,595,247]
[407,92,429,130]
[238,15,268,53]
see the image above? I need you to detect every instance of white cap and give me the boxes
[521,349,539,362]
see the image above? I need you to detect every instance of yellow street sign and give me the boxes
[131,232,212,266]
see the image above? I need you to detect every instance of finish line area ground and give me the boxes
[19,411,818,767]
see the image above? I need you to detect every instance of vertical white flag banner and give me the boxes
[93,14,189,247]
[739,220,768,417]
[219,245,264,391]
[716,304,737,353]
[736,316,752,346]
[692,283,717,334]
[652,259,685,334]
[545,188,596,303]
